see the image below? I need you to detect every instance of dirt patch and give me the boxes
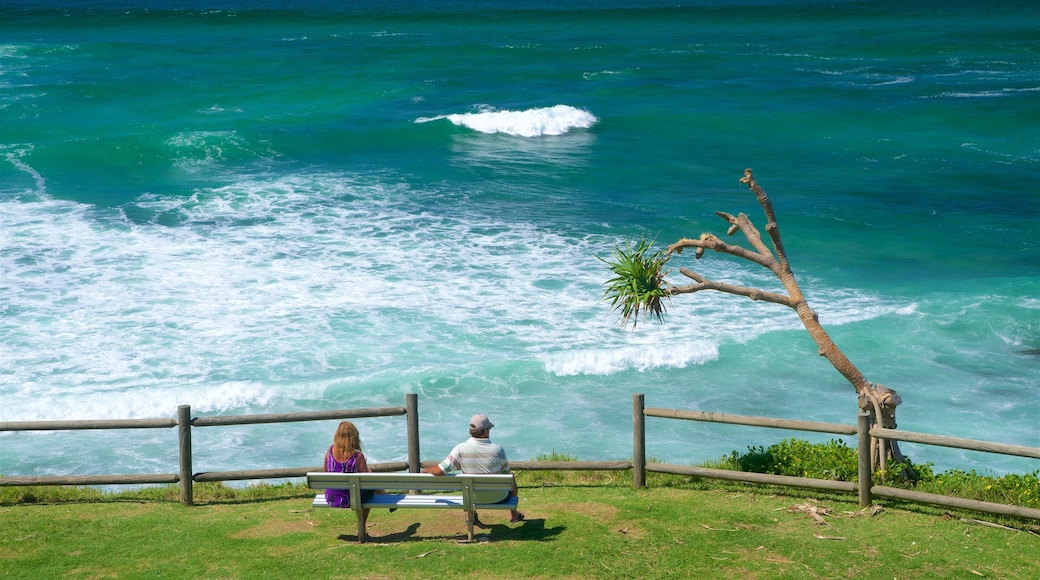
[539,501,650,540]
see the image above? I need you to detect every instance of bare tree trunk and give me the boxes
[664,169,904,472]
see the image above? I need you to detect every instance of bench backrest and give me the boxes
[306,471,515,494]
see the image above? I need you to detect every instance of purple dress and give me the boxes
[324,446,361,508]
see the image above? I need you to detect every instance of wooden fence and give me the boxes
[0,396,423,505]
[2,393,1037,521]
[632,394,1040,521]
[0,394,626,505]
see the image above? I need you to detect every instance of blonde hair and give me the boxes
[331,421,362,462]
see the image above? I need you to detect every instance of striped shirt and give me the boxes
[439,437,510,475]
[438,437,511,503]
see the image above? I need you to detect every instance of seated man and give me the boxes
[423,413,524,525]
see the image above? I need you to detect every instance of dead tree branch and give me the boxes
[659,169,904,472]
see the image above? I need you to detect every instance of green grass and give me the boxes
[2,472,1038,579]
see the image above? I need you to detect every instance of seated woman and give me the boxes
[323,421,377,525]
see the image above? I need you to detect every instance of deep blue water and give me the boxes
[1,0,1037,481]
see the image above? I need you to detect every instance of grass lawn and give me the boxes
[2,473,1038,579]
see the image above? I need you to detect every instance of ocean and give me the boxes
[1,0,1037,483]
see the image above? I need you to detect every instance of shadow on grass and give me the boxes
[337,522,422,544]
[333,518,565,544]
[483,517,565,542]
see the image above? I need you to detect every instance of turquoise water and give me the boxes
[1,1,1038,481]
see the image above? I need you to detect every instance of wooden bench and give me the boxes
[306,471,518,542]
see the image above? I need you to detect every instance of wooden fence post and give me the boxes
[178,405,193,506]
[406,394,420,473]
[633,393,645,488]
[857,412,872,507]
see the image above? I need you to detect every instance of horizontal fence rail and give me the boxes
[870,485,1040,520]
[648,464,857,494]
[870,427,1040,460]
[191,407,407,427]
[509,461,633,471]
[0,419,178,431]
[191,462,413,483]
[634,393,1040,522]
[0,474,181,486]
[643,407,858,436]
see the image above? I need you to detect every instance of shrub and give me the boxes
[720,439,1039,509]
[727,438,859,481]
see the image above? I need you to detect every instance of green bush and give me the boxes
[720,439,1039,509]
[727,438,859,481]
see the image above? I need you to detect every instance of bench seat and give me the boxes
[306,471,518,542]
[312,492,519,510]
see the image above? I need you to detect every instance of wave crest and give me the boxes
[415,104,598,137]
[541,341,719,376]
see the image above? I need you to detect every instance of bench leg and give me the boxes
[356,508,366,543]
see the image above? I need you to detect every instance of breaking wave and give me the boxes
[415,104,598,137]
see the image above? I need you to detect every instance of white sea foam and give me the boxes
[166,130,267,172]
[3,170,1035,478]
[0,44,26,59]
[960,142,1040,164]
[935,91,1006,98]
[542,341,719,376]
[1,144,46,196]
[582,70,622,80]
[870,76,914,86]
[2,380,277,423]
[895,303,919,316]
[0,170,892,422]
[1018,297,1040,310]
[415,104,598,137]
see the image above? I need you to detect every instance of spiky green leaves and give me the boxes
[600,238,669,328]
